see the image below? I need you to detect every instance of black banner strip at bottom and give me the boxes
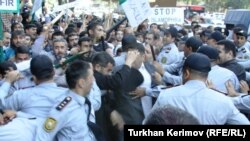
[124,125,250,140]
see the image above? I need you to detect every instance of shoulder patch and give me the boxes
[56,96,72,111]
[161,57,167,64]
[44,117,57,132]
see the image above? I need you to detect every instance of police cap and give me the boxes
[208,31,225,42]
[184,53,211,73]
[30,55,54,79]
[197,45,219,61]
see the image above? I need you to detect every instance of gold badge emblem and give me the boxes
[44,117,57,132]
[161,57,167,64]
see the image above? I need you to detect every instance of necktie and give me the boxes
[85,98,106,141]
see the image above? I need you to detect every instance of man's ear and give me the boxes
[183,68,190,81]
[77,78,85,89]
[32,75,37,83]
[94,64,101,72]
[229,50,233,57]
[89,29,93,35]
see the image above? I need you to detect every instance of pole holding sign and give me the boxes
[0,0,19,13]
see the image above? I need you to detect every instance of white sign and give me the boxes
[121,0,152,27]
[31,0,43,15]
[149,7,184,25]
[0,0,19,12]
[52,0,84,13]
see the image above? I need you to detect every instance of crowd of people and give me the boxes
[0,2,250,141]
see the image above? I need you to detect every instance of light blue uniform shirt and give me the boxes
[0,82,67,141]
[0,117,38,141]
[153,80,250,124]
[236,44,250,61]
[208,65,240,93]
[87,81,101,112]
[231,94,250,114]
[0,82,67,118]
[35,90,95,141]
[157,43,180,67]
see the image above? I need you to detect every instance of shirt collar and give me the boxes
[67,90,86,106]
[37,82,57,87]
[184,80,207,89]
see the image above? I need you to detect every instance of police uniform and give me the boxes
[87,81,101,112]
[0,117,39,141]
[208,65,240,93]
[0,82,67,117]
[231,94,250,113]
[197,46,240,93]
[236,46,250,61]
[152,53,250,124]
[157,42,180,66]
[35,90,95,141]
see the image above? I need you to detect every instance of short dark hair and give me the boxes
[16,46,30,55]
[30,55,54,81]
[78,36,92,46]
[11,22,22,32]
[92,51,115,67]
[185,37,203,52]
[217,40,237,57]
[0,61,17,76]
[12,30,25,39]
[144,105,200,125]
[66,60,91,89]
[135,42,145,55]
[52,31,64,39]
[25,24,37,30]
[87,22,103,35]
[65,27,77,36]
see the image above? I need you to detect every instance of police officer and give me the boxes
[36,60,96,141]
[0,55,68,141]
[235,30,250,61]
[152,53,250,124]
[197,45,240,93]
[0,55,67,116]
[157,27,180,67]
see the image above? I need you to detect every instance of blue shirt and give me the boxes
[0,82,67,118]
[35,90,95,141]
[153,80,250,124]
[232,94,250,113]
[4,47,15,61]
[208,65,240,93]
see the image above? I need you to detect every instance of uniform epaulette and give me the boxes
[56,96,72,111]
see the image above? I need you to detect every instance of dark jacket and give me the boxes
[219,59,246,81]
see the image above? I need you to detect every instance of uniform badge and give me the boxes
[44,117,57,132]
[161,57,167,64]
[244,55,250,60]
[56,96,72,111]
